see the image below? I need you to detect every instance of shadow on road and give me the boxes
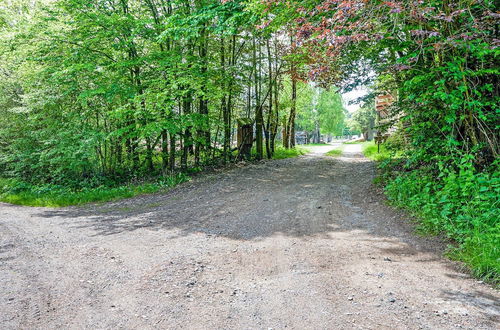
[33,150,439,255]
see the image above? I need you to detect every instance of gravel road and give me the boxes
[1,144,498,329]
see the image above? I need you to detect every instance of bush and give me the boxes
[384,157,500,284]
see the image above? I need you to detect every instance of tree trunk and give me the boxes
[196,26,209,165]
[288,70,297,148]
[265,38,273,159]
[169,132,176,172]
[254,37,263,159]
[221,37,230,163]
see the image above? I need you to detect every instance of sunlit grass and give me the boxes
[361,141,391,162]
[305,143,331,146]
[325,147,343,157]
[248,145,309,160]
[272,146,308,159]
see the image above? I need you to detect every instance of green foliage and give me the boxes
[347,102,376,138]
[295,83,346,137]
[0,173,190,207]
[325,148,343,157]
[272,146,307,159]
[317,88,346,136]
[305,143,330,146]
[249,145,307,160]
[0,0,305,194]
[362,141,391,162]
[0,0,497,284]
[384,159,500,283]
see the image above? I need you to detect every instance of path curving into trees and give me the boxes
[1,145,498,329]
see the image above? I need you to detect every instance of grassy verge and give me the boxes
[272,146,308,159]
[367,142,499,284]
[305,143,331,146]
[0,146,307,208]
[361,141,391,162]
[325,146,343,157]
[383,164,499,285]
[245,145,308,160]
[0,174,190,207]
[357,140,499,284]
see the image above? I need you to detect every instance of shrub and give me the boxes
[384,157,500,283]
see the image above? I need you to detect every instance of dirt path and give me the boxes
[1,144,498,329]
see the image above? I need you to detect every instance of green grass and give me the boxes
[325,147,343,157]
[0,144,307,208]
[247,145,308,160]
[361,141,391,162]
[305,143,331,146]
[384,167,500,285]
[0,174,190,207]
[272,146,308,159]
[452,232,499,285]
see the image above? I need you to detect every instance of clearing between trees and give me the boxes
[1,144,498,329]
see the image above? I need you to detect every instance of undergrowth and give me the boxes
[378,153,499,285]
[1,146,306,207]
[0,174,190,207]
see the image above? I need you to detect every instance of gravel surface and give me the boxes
[1,144,499,329]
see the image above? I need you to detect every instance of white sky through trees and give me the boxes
[342,87,368,114]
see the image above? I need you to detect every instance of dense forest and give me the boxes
[0,1,498,281]
[0,0,343,186]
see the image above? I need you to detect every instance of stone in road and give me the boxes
[1,144,498,329]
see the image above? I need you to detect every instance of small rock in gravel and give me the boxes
[389,298,396,303]
[348,296,354,301]
[384,257,392,262]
